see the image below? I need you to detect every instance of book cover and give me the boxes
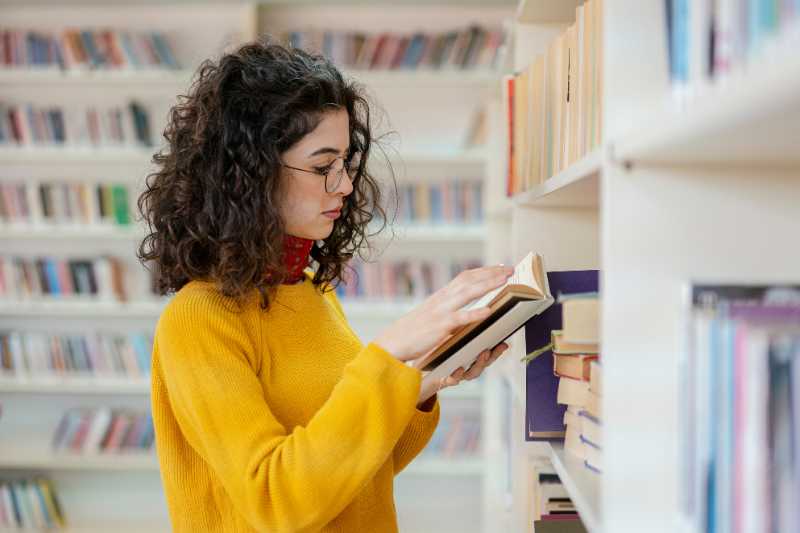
[526,269,599,441]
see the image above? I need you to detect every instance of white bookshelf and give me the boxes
[546,442,601,532]
[0,2,517,532]
[514,149,601,208]
[483,2,800,533]
[0,379,151,394]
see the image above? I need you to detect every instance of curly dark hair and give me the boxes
[137,38,393,309]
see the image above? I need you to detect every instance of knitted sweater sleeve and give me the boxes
[155,290,422,533]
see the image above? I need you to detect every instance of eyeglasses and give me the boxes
[282,155,351,193]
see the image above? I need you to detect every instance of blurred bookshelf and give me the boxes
[0,1,519,532]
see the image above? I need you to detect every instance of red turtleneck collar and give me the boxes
[281,235,314,284]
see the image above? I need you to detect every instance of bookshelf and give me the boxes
[483,1,800,533]
[0,1,519,532]
[545,442,601,532]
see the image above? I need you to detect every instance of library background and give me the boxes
[0,0,798,532]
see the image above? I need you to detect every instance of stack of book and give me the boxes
[666,0,800,87]
[52,407,154,454]
[394,180,483,225]
[555,293,602,474]
[0,181,132,228]
[504,0,603,196]
[533,471,577,520]
[421,415,481,458]
[0,28,180,70]
[0,330,152,381]
[0,478,65,530]
[336,258,482,300]
[0,101,152,147]
[0,255,130,302]
[684,285,800,533]
[283,25,506,71]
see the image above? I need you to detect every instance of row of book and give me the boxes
[551,294,602,474]
[53,407,154,454]
[0,28,179,70]
[505,0,604,196]
[0,478,65,530]
[0,101,152,147]
[529,465,588,532]
[285,25,505,71]
[0,255,130,302]
[392,180,483,224]
[683,285,800,533]
[336,258,482,300]
[420,415,481,457]
[0,181,132,227]
[523,269,598,447]
[0,331,152,380]
[667,0,800,87]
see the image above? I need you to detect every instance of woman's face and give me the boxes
[279,108,354,241]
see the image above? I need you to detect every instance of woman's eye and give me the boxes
[314,165,331,175]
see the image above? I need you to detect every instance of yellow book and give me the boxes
[561,24,575,171]
[575,4,586,160]
[567,22,580,166]
[545,37,558,179]
[595,0,604,148]
[514,67,530,194]
[528,55,546,187]
[583,0,595,155]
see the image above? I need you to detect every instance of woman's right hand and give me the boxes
[373,265,514,362]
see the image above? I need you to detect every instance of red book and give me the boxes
[505,75,515,197]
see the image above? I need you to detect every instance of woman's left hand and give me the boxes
[438,342,509,391]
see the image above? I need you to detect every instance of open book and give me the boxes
[413,252,554,402]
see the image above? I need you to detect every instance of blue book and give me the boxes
[44,259,62,295]
[525,269,599,441]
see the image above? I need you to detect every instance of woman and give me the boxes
[137,39,512,533]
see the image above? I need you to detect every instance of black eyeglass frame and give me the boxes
[281,155,352,193]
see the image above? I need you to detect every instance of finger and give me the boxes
[445,306,493,333]
[484,345,507,366]
[445,266,514,307]
[463,350,491,380]
[490,342,509,359]
[449,366,466,381]
[456,265,515,285]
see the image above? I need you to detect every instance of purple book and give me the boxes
[525,270,599,441]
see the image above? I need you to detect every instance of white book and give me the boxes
[414,252,553,402]
[84,407,113,454]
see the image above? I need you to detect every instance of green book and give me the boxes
[111,185,130,226]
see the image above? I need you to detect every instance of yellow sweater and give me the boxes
[151,274,440,533]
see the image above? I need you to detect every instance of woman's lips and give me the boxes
[322,209,341,219]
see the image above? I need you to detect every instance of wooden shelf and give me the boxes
[0,378,150,394]
[514,149,602,208]
[0,300,165,318]
[546,442,602,533]
[614,35,800,165]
